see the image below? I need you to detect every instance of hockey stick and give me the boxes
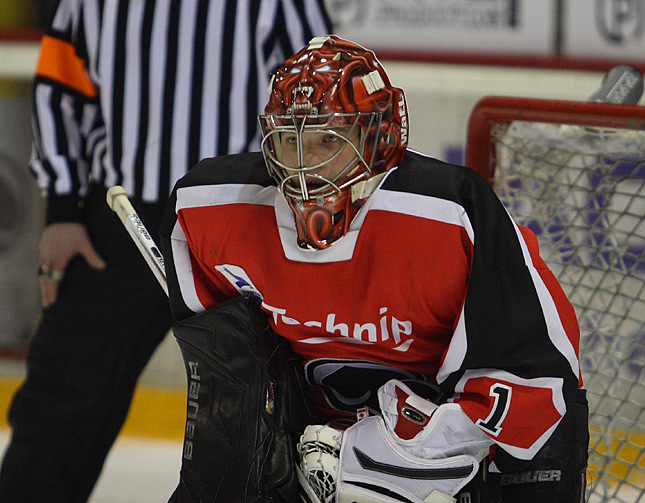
[106,185,168,296]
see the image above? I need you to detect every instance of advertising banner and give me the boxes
[326,0,557,55]
[562,0,645,62]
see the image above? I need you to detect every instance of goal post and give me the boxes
[465,96,645,503]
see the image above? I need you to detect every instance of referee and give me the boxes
[0,1,331,501]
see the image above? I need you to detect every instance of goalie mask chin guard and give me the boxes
[259,35,408,250]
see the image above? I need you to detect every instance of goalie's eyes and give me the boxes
[283,133,339,146]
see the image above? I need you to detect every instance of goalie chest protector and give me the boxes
[169,296,321,503]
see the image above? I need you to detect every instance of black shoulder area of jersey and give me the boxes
[382,150,492,205]
[175,152,275,190]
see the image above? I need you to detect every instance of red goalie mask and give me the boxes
[259,35,408,250]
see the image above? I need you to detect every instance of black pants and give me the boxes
[0,187,174,503]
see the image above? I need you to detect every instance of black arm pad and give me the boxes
[489,388,589,503]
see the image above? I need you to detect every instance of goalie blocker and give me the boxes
[167,295,322,503]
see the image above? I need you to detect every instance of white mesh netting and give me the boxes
[493,121,645,503]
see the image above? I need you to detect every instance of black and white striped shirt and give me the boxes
[30,0,331,222]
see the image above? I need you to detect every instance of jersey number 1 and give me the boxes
[476,383,512,437]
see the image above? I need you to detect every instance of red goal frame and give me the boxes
[465,96,645,183]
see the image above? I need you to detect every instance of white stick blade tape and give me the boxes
[106,185,136,224]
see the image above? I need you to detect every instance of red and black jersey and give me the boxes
[160,149,582,461]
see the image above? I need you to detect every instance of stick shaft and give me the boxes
[106,186,169,296]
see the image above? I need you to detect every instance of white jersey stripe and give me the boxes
[35,86,69,193]
[507,212,581,380]
[171,220,206,314]
[142,0,172,201]
[121,0,145,196]
[169,0,199,192]
[229,0,252,153]
[199,0,227,160]
[373,189,475,245]
[176,183,276,210]
[437,305,468,384]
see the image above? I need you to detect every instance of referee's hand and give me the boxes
[38,223,106,307]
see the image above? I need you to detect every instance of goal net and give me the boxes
[466,96,645,503]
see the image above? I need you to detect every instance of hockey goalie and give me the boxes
[159,36,589,503]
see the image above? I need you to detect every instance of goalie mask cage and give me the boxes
[466,96,645,503]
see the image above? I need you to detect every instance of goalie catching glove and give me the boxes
[298,380,494,503]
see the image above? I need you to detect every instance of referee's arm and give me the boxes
[30,11,102,225]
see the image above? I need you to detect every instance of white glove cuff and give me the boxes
[378,379,439,435]
[336,416,480,502]
[378,379,493,461]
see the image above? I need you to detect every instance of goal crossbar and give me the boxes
[466,96,645,183]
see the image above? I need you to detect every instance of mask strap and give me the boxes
[351,171,388,202]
